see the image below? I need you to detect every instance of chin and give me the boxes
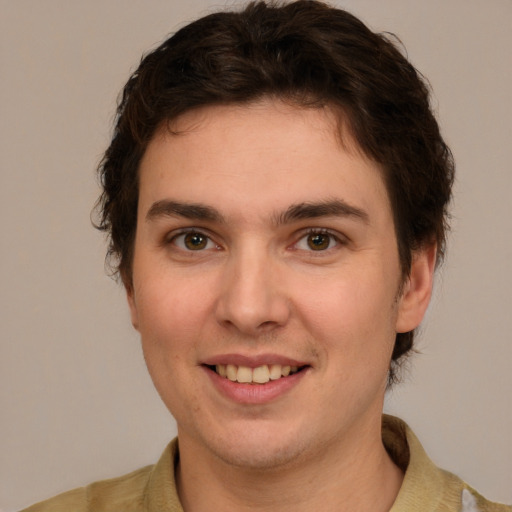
[214,440,307,471]
[202,422,313,471]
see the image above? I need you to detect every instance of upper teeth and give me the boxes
[216,364,300,384]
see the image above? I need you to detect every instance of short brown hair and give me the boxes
[95,0,454,377]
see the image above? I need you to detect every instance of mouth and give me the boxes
[206,363,306,384]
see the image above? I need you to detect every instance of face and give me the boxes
[128,100,433,470]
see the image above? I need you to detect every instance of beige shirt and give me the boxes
[22,416,511,512]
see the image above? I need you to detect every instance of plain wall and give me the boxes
[1,1,510,510]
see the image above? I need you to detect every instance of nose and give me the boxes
[214,246,291,336]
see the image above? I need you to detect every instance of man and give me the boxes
[22,1,510,511]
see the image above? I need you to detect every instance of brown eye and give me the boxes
[171,231,219,252]
[183,232,208,250]
[306,232,331,250]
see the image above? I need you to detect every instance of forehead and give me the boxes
[137,100,391,224]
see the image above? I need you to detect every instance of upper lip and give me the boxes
[202,353,309,368]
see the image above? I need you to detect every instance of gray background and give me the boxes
[1,1,511,510]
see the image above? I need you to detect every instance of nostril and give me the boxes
[258,320,279,330]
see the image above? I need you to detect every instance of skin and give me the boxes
[127,100,436,511]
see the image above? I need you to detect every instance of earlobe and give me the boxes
[395,244,437,333]
[125,284,140,331]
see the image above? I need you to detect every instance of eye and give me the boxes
[295,230,340,251]
[172,231,218,251]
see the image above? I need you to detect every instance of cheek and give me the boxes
[295,271,398,364]
[298,272,396,331]
[132,292,192,393]
[135,267,213,335]
[134,278,209,411]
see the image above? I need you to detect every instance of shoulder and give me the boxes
[383,415,511,512]
[19,439,181,512]
[19,464,154,512]
[461,487,512,512]
[20,486,88,512]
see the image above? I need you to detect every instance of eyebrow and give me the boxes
[275,199,369,225]
[146,200,224,223]
[145,198,369,225]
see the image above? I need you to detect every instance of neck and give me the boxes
[176,418,403,512]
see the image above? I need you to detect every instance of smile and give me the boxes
[212,364,303,384]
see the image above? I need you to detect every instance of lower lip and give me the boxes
[204,366,309,405]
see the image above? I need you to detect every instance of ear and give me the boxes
[125,283,140,331]
[395,244,437,333]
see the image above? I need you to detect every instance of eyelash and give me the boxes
[293,228,344,253]
[167,229,220,252]
[166,227,345,253]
